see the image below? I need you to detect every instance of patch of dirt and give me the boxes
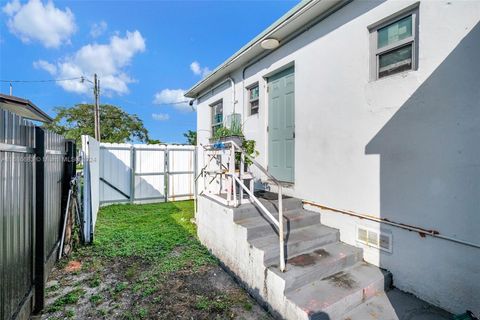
[42,255,272,320]
[64,260,82,272]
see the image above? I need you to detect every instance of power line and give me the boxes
[0,77,83,83]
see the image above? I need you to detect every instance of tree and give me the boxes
[183,130,197,145]
[147,139,162,145]
[44,104,150,145]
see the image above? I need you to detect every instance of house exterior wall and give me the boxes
[196,0,480,314]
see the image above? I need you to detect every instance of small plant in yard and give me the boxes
[195,295,232,312]
[89,294,103,306]
[114,282,128,293]
[136,307,149,319]
[88,275,101,288]
[64,309,75,318]
[141,285,156,297]
[46,283,60,293]
[243,301,253,311]
[47,289,85,312]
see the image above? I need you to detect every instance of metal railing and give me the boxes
[202,140,285,272]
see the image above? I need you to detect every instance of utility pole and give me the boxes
[93,74,101,141]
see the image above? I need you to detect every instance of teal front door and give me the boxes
[268,67,295,183]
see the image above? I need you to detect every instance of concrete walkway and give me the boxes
[343,288,452,320]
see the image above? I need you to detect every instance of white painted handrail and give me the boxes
[203,140,286,272]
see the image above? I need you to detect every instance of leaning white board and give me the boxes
[81,135,100,242]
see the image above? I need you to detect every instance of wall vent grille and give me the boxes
[356,226,392,253]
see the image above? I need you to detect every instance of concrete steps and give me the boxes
[233,196,304,221]
[286,262,392,320]
[236,208,322,240]
[231,193,393,320]
[255,225,340,264]
[270,242,364,292]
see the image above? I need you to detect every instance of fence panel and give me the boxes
[0,109,35,320]
[43,131,65,261]
[167,147,195,201]
[134,145,166,202]
[99,144,131,203]
[92,141,195,206]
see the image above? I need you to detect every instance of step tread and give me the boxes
[286,262,391,317]
[250,223,338,248]
[236,207,317,226]
[268,242,363,288]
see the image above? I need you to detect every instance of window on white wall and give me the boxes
[370,6,419,79]
[247,84,259,115]
[211,100,223,136]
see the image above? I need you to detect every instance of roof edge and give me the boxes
[184,0,319,98]
[0,93,53,123]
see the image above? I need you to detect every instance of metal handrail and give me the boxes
[203,140,285,272]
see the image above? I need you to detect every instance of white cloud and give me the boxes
[34,30,146,95]
[190,61,211,78]
[152,113,170,121]
[33,59,57,74]
[3,0,76,48]
[90,21,107,38]
[153,88,192,112]
[2,0,21,15]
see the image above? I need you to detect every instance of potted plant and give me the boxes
[209,115,259,168]
[209,114,244,146]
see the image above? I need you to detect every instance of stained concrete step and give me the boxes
[286,262,392,320]
[233,196,303,221]
[341,288,452,320]
[252,224,340,263]
[236,208,321,240]
[269,242,363,292]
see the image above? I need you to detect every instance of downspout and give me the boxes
[227,77,236,115]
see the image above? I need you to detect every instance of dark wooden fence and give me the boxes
[0,108,75,320]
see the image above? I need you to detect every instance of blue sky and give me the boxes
[0,0,297,143]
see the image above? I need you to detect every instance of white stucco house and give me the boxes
[186,0,480,319]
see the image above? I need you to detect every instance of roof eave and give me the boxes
[184,0,346,98]
[0,94,53,123]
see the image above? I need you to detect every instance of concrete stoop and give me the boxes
[196,195,393,320]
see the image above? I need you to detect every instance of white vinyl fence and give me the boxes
[82,135,196,242]
[100,142,196,204]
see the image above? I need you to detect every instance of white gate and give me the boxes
[99,142,196,205]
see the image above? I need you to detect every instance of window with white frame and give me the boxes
[370,7,418,79]
[248,84,259,115]
[211,100,223,135]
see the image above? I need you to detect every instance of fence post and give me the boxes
[130,146,135,203]
[33,127,45,314]
[164,149,169,202]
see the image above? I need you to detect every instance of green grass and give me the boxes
[47,200,267,319]
[77,201,215,274]
[195,295,231,312]
[46,284,60,293]
[88,276,101,288]
[47,289,85,312]
[89,294,103,305]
